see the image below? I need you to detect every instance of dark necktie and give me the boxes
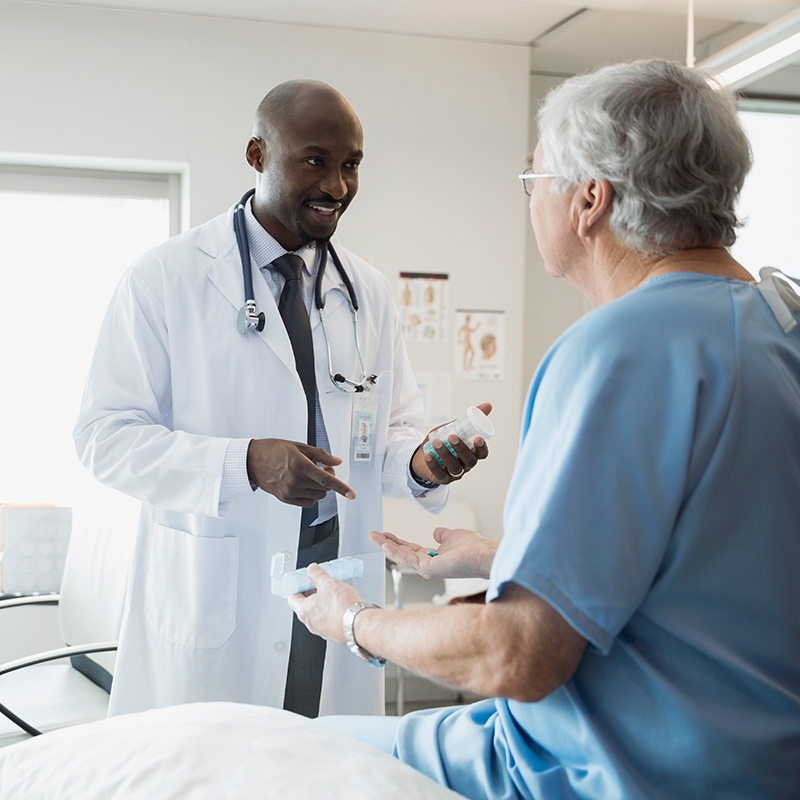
[272,253,317,452]
[273,253,331,718]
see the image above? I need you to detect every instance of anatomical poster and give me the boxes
[398,272,449,343]
[454,310,505,381]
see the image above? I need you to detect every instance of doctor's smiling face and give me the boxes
[247,80,363,251]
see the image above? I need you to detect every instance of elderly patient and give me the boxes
[289,60,800,799]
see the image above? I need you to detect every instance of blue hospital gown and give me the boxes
[395,273,800,799]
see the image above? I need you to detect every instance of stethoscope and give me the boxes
[233,188,374,393]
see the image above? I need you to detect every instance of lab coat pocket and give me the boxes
[144,525,239,649]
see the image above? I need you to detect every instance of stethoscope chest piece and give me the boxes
[237,300,265,334]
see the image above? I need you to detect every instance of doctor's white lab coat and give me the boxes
[74,206,445,717]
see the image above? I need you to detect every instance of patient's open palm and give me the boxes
[369,526,496,580]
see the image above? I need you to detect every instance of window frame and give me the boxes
[0,152,189,238]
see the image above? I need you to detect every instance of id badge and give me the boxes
[351,388,378,464]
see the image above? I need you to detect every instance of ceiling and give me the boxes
[15,0,800,98]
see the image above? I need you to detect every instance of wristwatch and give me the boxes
[342,602,386,668]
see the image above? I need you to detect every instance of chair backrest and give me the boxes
[382,497,477,550]
[0,504,71,595]
[58,512,137,683]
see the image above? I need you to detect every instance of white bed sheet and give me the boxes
[0,701,466,799]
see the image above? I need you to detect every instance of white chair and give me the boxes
[0,518,135,747]
[381,496,478,713]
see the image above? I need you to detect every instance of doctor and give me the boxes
[74,79,489,719]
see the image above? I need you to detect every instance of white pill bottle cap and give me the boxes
[461,406,495,442]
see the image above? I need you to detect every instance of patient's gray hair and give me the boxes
[537,60,752,254]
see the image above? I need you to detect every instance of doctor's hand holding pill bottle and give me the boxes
[409,401,493,487]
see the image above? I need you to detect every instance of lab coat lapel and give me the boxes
[201,208,297,375]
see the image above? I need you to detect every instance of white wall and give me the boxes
[522,71,588,388]
[0,1,532,538]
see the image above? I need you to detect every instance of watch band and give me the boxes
[342,602,386,668]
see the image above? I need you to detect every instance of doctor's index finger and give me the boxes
[302,444,343,467]
[311,462,355,499]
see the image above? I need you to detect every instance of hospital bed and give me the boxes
[0,701,465,799]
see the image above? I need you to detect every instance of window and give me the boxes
[733,104,800,280]
[0,158,187,546]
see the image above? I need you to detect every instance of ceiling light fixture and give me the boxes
[696,8,800,89]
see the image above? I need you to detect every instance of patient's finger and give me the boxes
[373,536,418,561]
[369,529,422,552]
[306,562,332,589]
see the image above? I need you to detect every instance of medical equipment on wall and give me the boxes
[423,406,495,469]
[270,553,364,597]
[233,189,374,393]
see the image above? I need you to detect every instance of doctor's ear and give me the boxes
[245,137,266,172]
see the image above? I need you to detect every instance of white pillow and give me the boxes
[0,702,466,799]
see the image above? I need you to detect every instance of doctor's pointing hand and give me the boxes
[246,439,356,508]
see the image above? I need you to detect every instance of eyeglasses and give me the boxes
[518,169,561,196]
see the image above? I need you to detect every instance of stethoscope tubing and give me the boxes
[235,189,257,304]
[234,188,370,392]
[235,188,359,316]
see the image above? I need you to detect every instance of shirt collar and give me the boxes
[243,196,317,276]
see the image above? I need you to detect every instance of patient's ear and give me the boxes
[574,179,612,238]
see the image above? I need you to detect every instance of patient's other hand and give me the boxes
[369,526,498,581]
[287,564,362,645]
